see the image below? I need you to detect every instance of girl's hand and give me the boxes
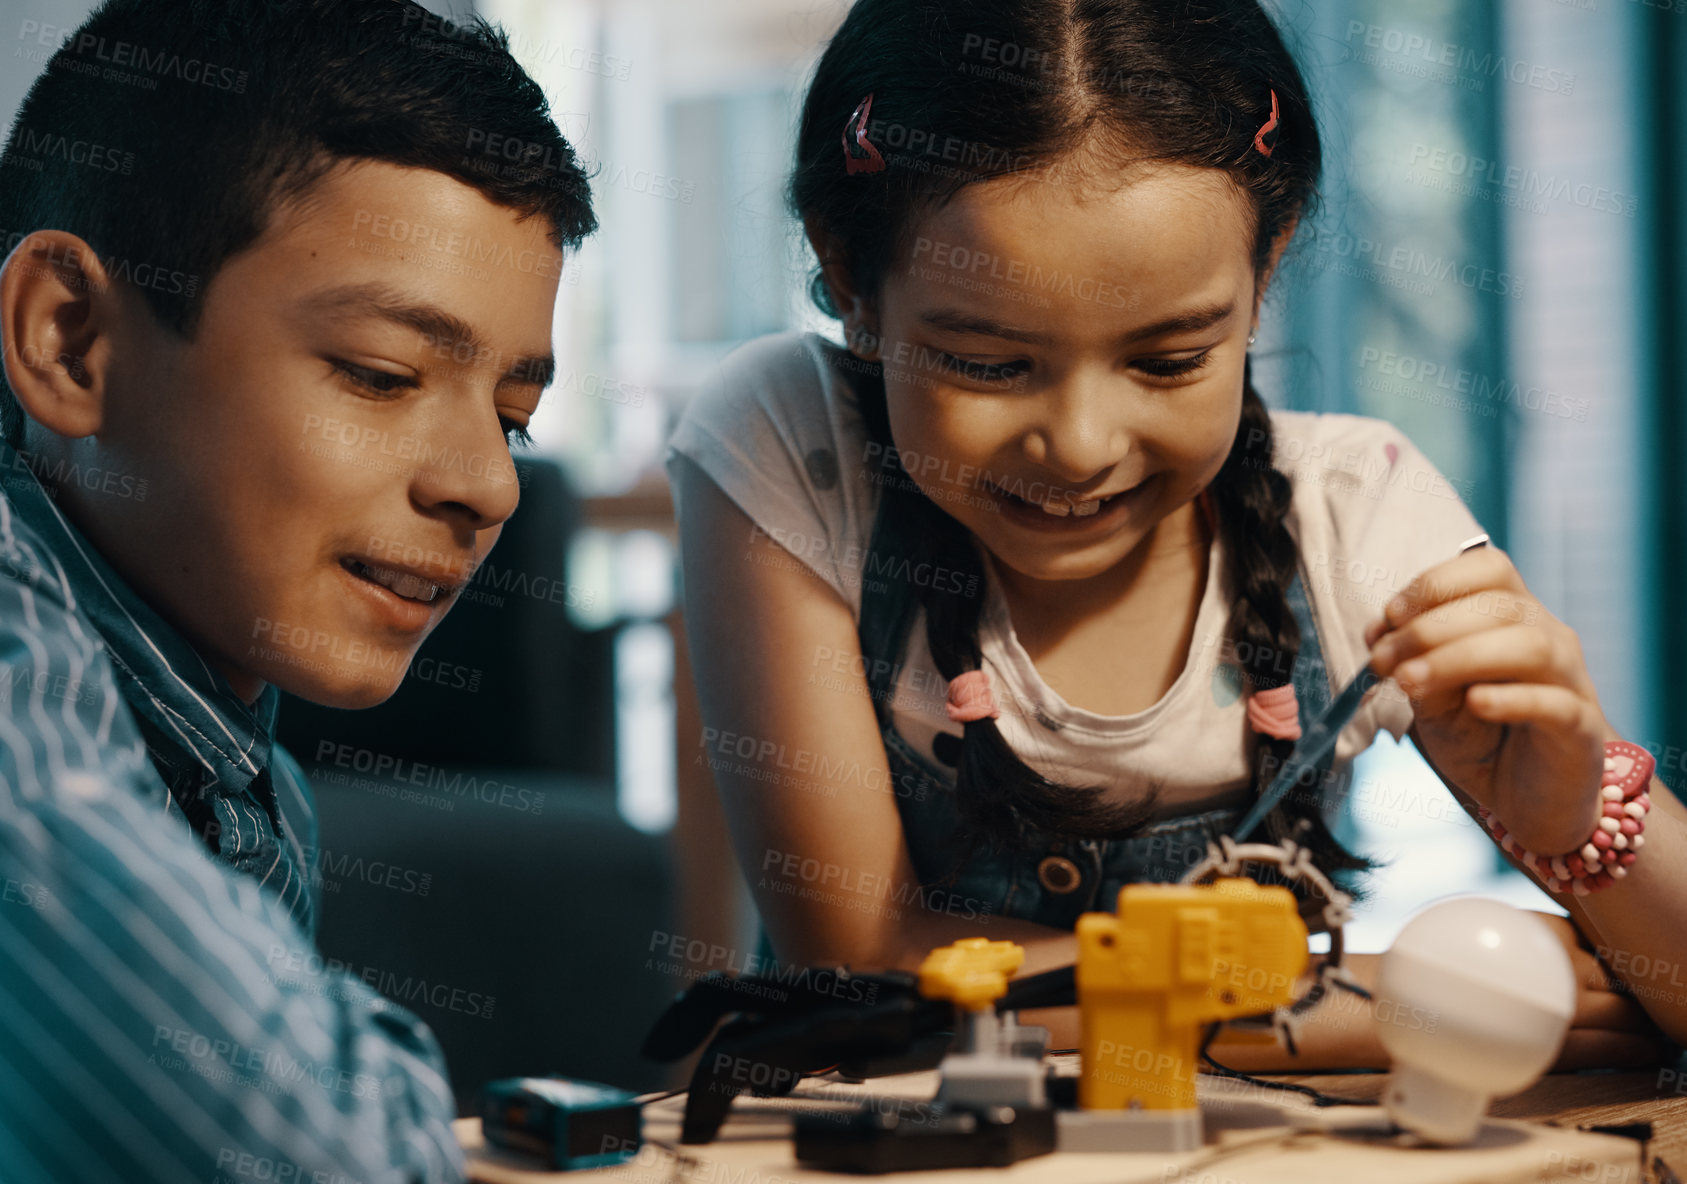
[1364,546,1606,856]
[1210,913,1669,1073]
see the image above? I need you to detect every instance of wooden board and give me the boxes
[457,1067,1653,1184]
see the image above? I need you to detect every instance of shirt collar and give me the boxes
[0,440,278,796]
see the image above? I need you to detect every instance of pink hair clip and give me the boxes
[946,669,1000,724]
[1253,88,1281,158]
[842,92,886,175]
[1247,682,1301,741]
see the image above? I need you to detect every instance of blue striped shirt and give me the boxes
[0,443,464,1182]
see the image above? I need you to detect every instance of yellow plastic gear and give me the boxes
[917,937,1026,1012]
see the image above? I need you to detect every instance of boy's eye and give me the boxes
[935,352,1030,386]
[1135,349,1215,380]
[331,359,418,394]
[332,358,533,449]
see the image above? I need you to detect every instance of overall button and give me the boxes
[1037,855,1082,894]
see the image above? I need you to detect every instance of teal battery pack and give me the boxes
[481,1076,642,1170]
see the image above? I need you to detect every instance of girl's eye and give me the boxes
[500,419,534,448]
[331,359,418,395]
[936,352,1031,386]
[1135,349,1215,380]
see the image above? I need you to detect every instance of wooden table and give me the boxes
[1285,1069,1687,1166]
[456,1062,1687,1184]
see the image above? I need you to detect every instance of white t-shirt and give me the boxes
[666,331,1485,820]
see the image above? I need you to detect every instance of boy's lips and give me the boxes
[338,552,472,636]
[338,555,467,605]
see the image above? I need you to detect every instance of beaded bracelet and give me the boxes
[1477,741,1655,897]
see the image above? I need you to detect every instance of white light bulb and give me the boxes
[1374,898,1576,1145]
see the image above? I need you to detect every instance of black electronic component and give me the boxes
[641,968,956,1144]
[480,1076,641,1171]
[794,1104,1057,1173]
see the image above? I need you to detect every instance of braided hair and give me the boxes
[791,0,1369,881]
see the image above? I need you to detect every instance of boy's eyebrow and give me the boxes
[918,301,1236,347]
[299,281,555,386]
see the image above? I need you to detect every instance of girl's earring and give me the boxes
[1247,330,1258,347]
[851,322,881,359]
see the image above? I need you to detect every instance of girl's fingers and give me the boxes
[1363,547,1526,640]
[1534,918,1665,1064]
[1573,984,1658,1032]
[1461,683,1592,730]
[1390,623,1580,707]
[1551,1027,1674,1071]
[1368,589,1544,675]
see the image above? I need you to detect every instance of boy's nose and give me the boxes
[408,415,522,531]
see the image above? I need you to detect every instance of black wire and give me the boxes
[1196,1023,1366,1109]
[998,964,1076,1012]
[647,1062,863,1117]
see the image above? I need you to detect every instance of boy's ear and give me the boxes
[0,231,117,439]
[803,215,880,361]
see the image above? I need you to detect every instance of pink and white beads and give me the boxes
[1477,741,1655,897]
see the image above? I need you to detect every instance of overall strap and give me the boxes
[1286,561,1333,727]
[856,540,914,733]
[1225,560,1343,844]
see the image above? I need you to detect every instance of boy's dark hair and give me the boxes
[792,0,1369,886]
[0,0,596,446]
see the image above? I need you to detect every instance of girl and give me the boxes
[666,0,1684,1067]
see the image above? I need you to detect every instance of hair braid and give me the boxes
[850,351,1370,883]
[1212,372,1301,695]
[796,0,1367,882]
[1212,366,1372,880]
[849,357,1159,851]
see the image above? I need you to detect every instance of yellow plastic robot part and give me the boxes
[917,937,1026,1012]
[1076,879,1307,1112]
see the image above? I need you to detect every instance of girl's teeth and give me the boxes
[1038,497,1103,517]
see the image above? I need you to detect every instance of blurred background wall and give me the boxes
[3,0,1684,1110]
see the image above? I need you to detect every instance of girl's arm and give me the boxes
[1552,763,1687,1042]
[671,455,1076,976]
[1210,918,1667,1072]
[1419,722,1687,1046]
[1367,544,1687,1044]
[674,471,1662,1064]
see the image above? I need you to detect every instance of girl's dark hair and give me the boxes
[790,0,1369,883]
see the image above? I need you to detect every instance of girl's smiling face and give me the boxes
[867,161,1262,586]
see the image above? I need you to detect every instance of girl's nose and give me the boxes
[1022,376,1132,486]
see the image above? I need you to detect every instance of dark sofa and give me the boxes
[276,457,683,1112]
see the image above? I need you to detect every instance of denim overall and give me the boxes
[877,564,1338,931]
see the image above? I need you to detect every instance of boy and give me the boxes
[0,1,593,1179]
